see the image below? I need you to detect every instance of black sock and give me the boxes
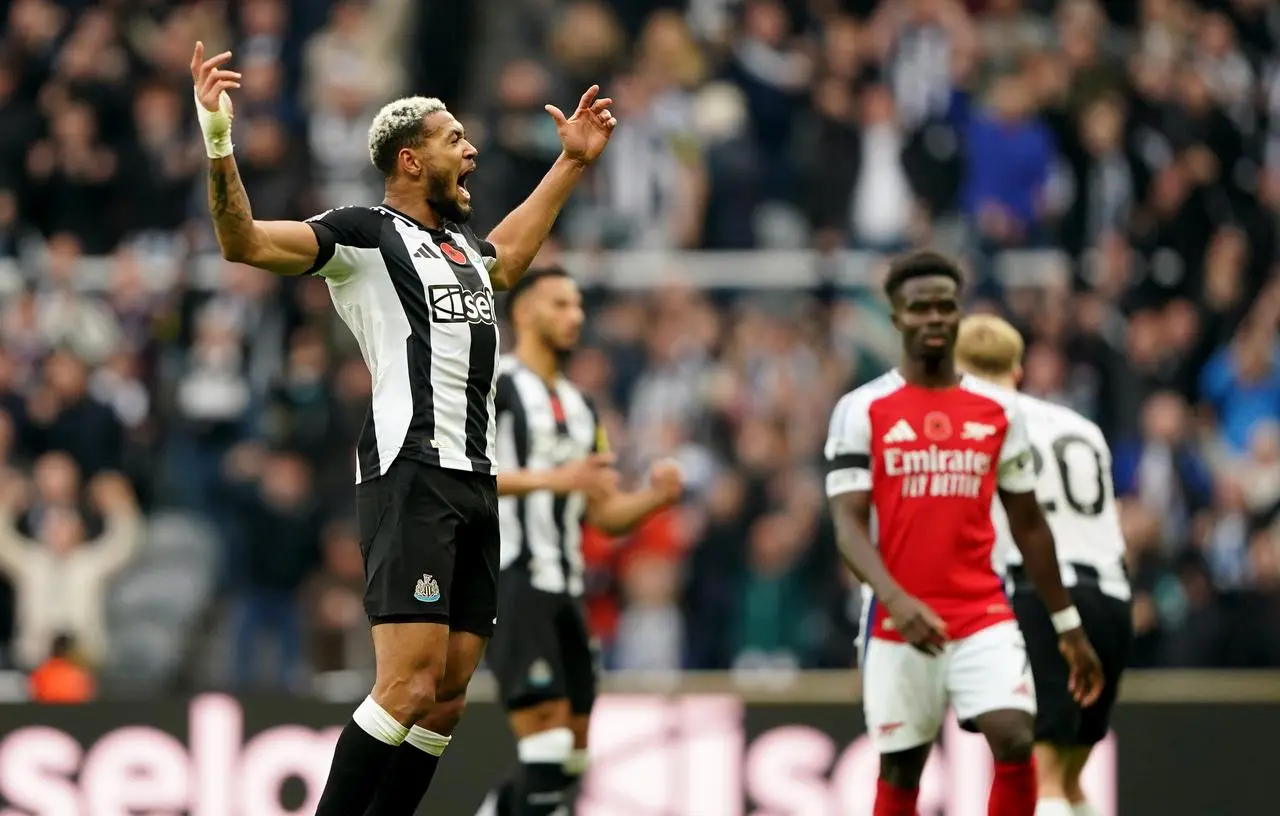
[512,761,572,816]
[496,779,515,815]
[475,776,515,816]
[364,745,442,815]
[314,717,402,816]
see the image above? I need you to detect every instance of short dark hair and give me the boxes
[505,266,572,321]
[883,250,964,301]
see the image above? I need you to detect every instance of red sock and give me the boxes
[989,758,1037,816]
[875,778,919,816]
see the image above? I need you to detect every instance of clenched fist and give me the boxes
[647,459,684,505]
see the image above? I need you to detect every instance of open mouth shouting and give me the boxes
[457,167,474,202]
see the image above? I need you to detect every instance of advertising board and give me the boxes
[0,694,1273,814]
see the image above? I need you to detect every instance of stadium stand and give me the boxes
[0,0,1276,699]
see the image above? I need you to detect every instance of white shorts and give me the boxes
[861,620,1036,754]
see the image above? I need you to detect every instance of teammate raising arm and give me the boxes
[192,39,620,816]
[825,250,1102,816]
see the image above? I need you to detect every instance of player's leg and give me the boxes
[367,471,502,815]
[558,597,600,807]
[314,620,449,815]
[861,636,947,815]
[1059,591,1132,816]
[313,462,461,816]
[949,621,1038,816]
[1009,587,1079,815]
[877,745,933,815]
[1031,743,1095,816]
[480,582,576,816]
[366,630,488,814]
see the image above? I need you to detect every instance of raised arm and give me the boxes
[485,86,618,290]
[0,475,35,579]
[82,474,143,577]
[193,42,319,276]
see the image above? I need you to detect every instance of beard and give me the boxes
[537,327,577,363]
[425,171,472,224]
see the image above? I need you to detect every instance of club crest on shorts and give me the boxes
[528,658,553,687]
[414,574,440,603]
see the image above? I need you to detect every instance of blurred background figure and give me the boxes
[0,471,140,670]
[0,0,1274,703]
[28,632,95,703]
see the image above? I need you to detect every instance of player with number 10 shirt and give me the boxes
[824,251,1104,816]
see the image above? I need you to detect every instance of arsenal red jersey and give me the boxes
[825,370,1037,642]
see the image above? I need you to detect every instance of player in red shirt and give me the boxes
[824,251,1103,816]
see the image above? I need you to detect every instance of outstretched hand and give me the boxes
[191,41,240,114]
[546,85,617,167]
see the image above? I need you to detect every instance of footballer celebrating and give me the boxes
[191,40,618,816]
[824,251,1103,816]
[956,315,1132,816]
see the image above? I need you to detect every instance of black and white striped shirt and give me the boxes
[305,205,500,482]
[495,357,605,596]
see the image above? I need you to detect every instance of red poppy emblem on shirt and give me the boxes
[923,412,952,441]
[440,242,467,265]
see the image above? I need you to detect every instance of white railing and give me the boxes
[0,247,1073,295]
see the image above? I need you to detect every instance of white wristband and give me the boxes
[1052,605,1082,635]
[194,87,234,159]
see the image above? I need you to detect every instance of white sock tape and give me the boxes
[517,727,574,764]
[563,748,589,776]
[406,725,452,757]
[351,696,408,746]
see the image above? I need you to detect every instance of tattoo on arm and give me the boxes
[208,157,255,255]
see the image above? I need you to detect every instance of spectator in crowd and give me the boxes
[0,0,1279,690]
[961,74,1055,253]
[302,520,372,677]
[1113,390,1214,552]
[1199,289,1280,458]
[0,471,140,670]
[220,444,322,691]
[611,550,684,671]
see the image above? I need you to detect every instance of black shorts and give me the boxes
[1012,582,1132,746]
[356,458,499,637]
[486,572,598,715]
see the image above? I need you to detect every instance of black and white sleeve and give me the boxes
[304,206,385,282]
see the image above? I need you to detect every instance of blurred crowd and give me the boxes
[0,0,1278,698]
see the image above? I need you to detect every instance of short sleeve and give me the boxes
[456,224,498,272]
[304,206,384,282]
[997,403,1037,493]
[494,371,517,416]
[824,393,872,497]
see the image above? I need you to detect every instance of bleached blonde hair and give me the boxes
[955,314,1025,378]
[368,96,447,176]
